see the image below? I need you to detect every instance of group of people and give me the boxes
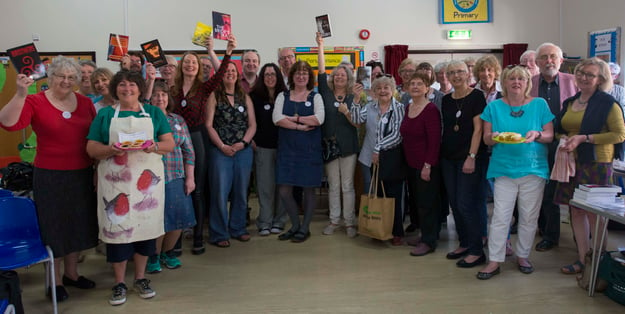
[1,34,625,307]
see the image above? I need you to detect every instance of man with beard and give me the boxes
[530,42,577,252]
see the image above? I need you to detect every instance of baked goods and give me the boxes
[114,139,152,150]
[493,132,524,143]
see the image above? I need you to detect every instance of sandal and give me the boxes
[291,231,311,243]
[212,240,231,248]
[561,260,584,274]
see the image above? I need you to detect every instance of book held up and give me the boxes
[140,39,166,68]
[212,11,231,40]
[107,33,129,62]
[7,43,46,81]
[316,14,332,38]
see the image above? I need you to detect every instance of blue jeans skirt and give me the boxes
[164,178,197,232]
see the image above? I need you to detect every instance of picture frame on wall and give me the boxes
[588,27,621,64]
[439,0,492,24]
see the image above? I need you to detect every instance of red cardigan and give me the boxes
[399,102,441,169]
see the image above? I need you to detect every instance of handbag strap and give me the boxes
[369,164,387,198]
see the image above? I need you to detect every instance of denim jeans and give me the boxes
[441,157,487,256]
[208,145,253,243]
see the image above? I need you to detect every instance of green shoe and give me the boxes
[161,251,181,269]
[146,255,162,274]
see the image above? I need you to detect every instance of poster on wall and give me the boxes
[439,0,492,24]
[288,46,364,75]
[588,27,621,64]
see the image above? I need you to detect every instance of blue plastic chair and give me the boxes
[0,196,57,314]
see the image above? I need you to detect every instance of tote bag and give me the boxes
[358,164,395,240]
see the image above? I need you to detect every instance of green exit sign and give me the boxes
[447,30,472,40]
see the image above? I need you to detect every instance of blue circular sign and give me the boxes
[453,0,479,13]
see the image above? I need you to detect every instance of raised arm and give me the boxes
[0,74,33,129]
[316,32,325,73]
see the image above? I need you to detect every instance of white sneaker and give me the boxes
[346,226,358,238]
[258,228,271,236]
[322,224,340,235]
[109,283,127,306]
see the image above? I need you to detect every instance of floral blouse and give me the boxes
[214,95,249,145]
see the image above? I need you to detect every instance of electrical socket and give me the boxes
[32,33,40,41]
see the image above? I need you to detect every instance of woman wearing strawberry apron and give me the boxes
[87,70,174,306]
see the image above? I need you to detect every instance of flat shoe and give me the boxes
[410,243,434,256]
[518,262,534,274]
[62,275,96,289]
[446,249,468,260]
[535,240,557,252]
[278,229,297,241]
[235,234,251,242]
[456,255,486,268]
[212,240,230,248]
[476,267,500,280]
[48,285,69,302]
[291,231,311,243]
[561,260,584,274]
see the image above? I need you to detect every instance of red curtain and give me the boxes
[503,43,528,67]
[384,45,408,84]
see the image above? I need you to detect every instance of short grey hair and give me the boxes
[47,56,82,85]
[434,61,448,73]
[78,59,96,69]
[609,62,621,76]
[445,60,468,73]
[371,75,396,94]
[520,50,536,62]
[536,43,563,59]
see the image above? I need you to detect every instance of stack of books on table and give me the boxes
[573,184,621,202]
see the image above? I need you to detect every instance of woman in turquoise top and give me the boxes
[477,65,554,280]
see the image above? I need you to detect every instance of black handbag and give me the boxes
[322,136,341,163]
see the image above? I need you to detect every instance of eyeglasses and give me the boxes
[264,72,277,77]
[446,69,467,76]
[294,71,309,77]
[399,69,416,75]
[376,73,392,78]
[279,55,295,61]
[537,54,560,61]
[53,73,78,82]
[575,70,598,79]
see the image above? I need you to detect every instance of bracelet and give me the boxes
[585,134,590,143]
[153,142,159,152]
[536,131,542,140]
[241,140,249,148]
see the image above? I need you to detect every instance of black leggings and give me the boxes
[278,185,316,234]
[190,129,210,246]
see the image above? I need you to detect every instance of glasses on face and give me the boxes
[264,72,277,77]
[53,73,78,82]
[279,55,295,61]
[400,69,416,75]
[294,71,309,77]
[130,59,142,64]
[538,54,560,61]
[446,69,467,76]
[576,69,598,79]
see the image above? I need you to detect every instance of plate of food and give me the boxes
[113,139,153,151]
[493,132,525,144]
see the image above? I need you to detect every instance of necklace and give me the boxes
[225,92,235,97]
[509,105,525,118]
[578,98,589,105]
[335,94,344,102]
[453,98,464,132]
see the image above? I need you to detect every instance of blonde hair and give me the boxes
[474,55,501,82]
[574,57,613,92]
[500,65,532,98]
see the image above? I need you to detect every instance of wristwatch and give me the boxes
[468,153,476,159]
[585,134,590,143]
[241,140,250,148]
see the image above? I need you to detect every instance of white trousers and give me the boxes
[488,175,546,262]
[324,154,357,226]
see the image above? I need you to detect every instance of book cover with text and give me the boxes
[140,39,167,68]
[6,43,46,81]
[108,33,129,61]
[213,11,231,40]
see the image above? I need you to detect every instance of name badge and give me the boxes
[175,124,182,131]
[264,104,271,110]
[334,102,340,108]
[305,101,312,107]
[238,106,245,113]
[381,117,388,124]
[62,111,72,119]
[181,99,187,107]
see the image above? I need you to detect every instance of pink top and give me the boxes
[2,92,95,170]
[399,102,441,169]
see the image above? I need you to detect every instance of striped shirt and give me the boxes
[351,98,404,157]
[163,113,195,183]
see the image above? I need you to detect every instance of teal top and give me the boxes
[87,104,171,144]
[480,97,554,180]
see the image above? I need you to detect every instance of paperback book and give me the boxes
[192,22,212,47]
[6,43,46,81]
[140,39,166,68]
[578,184,622,193]
[107,33,129,62]
[357,66,372,90]
[213,11,231,40]
[316,14,332,38]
